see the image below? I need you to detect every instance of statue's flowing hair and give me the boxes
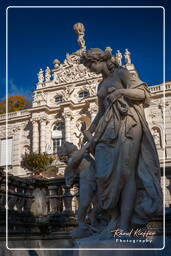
[80,48,120,71]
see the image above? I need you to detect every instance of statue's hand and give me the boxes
[107,89,125,103]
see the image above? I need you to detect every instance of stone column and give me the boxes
[12,127,21,166]
[48,185,58,213]
[63,110,72,142]
[40,119,46,153]
[32,119,39,153]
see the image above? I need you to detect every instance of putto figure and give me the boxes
[58,140,97,239]
[79,48,162,237]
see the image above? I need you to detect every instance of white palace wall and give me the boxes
[0,52,170,178]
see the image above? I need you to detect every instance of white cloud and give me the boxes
[8,79,32,101]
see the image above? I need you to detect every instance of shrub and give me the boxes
[21,153,55,175]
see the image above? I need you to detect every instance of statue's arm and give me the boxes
[68,143,89,169]
[119,69,147,101]
[121,88,145,100]
[88,97,105,134]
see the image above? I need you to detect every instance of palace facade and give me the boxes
[0,48,171,208]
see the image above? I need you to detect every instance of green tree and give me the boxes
[0,95,31,114]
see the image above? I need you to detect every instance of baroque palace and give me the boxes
[0,42,171,205]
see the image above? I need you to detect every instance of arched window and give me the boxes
[79,91,89,99]
[55,96,63,104]
[53,122,65,131]
[52,122,65,154]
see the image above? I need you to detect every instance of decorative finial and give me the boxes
[73,23,86,50]
[124,49,131,64]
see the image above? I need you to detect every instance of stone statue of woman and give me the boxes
[80,48,163,236]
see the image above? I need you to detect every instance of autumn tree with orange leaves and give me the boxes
[0,96,31,114]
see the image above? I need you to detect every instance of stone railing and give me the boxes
[166,82,171,90]
[149,82,171,93]
[0,167,170,236]
[0,170,79,234]
[0,110,30,121]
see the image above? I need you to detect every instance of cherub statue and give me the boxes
[58,128,98,239]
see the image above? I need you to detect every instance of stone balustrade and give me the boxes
[0,169,79,234]
[149,82,171,93]
[0,110,30,121]
[166,82,171,90]
[0,167,170,240]
[149,84,162,93]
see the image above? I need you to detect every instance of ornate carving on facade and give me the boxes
[0,130,6,138]
[148,110,159,124]
[86,80,97,96]
[158,99,169,119]
[73,119,84,148]
[24,145,30,154]
[39,116,48,122]
[63,84,75,101]
[88,104,98,115]
[12,126,21,134]
[62,110,72,120]
[52,53,101,85]
[79,107,91,118]
[33,91,47,106]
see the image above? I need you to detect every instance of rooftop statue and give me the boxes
[115,50,122,66]
[73,23,86,50]
[124,48,131,64]
[68,47,163,239]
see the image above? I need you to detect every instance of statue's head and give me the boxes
[81,48,119,75]
[58,142,78,163]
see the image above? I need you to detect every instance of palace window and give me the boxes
[53,138,64,154]
[0,138,13,166]
[79,91,89,99]
[55,96,63,103]
[52,122,65,154]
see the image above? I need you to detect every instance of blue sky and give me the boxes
[0,0,171,101]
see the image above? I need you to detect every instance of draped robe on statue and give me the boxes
[92,67,163,227]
